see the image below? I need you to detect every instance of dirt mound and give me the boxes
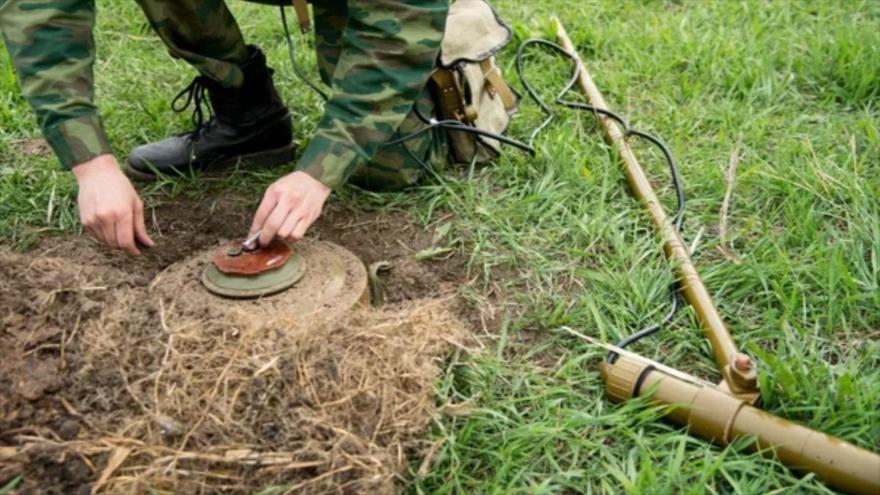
[153,240,369,326]
[1,198,472,494]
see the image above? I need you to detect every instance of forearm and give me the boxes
[0,0,110,168]
[296,0,448,189]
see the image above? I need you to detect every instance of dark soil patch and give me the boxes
[1,193,476,494]
[32,195,468,300]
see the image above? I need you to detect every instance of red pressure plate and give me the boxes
[211,239,292,276]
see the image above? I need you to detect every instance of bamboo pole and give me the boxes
[553,18,756,396]
[602,354,880,495]
[551,17,880,495]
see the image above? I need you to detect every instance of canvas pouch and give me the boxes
[432,0,518,164]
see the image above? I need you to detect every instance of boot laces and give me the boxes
[171,76,214,135]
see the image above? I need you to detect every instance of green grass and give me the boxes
[2,1,878,493]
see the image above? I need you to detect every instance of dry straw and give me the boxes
[1,249,468,494]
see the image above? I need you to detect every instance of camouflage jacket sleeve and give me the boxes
[295,0,448,190]
[0,0,111,169]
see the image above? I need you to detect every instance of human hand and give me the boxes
[250,171,331,246]
[72,154,154,256]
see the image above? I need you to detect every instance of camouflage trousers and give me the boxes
[135,0,446,190]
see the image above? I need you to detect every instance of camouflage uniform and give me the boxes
[0,0,448,190]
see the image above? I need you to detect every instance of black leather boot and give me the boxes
[126,46,295,180]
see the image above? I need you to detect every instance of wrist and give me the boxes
[42,114,113,170]
[71,154,119,182]
[291,170,332,195]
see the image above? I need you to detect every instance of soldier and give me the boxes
[0,0,448,255]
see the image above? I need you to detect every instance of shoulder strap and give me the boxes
[479,59,517,113]
[431,69,471,124]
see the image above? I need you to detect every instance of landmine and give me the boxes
[153,239,369,323]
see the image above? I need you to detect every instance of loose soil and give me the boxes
[0,194,477,494]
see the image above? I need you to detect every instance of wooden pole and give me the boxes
[552,18,757,397]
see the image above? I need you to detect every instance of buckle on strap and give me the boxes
[479,59,517,113]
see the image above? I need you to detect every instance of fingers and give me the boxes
[276,208,318,243]
[134,199,155,248]
[115,212,141,256]
[250,189,278,236]
[83,221,104,245]
[74,157,155,256]
[99,215,119,251]
[259,201,291,247]
[276,211,303,242]
[291,213,313,241]
[82,203,152,257]
[80,201,103,245]
[251,173,330,245]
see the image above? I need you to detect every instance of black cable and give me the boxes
[281,4,537,159]
[513,38,686,363]
[273,19,684,359]
[383,105,537,160]
[612,283,680,351]
[385,115,535,154]
[380,95,536,181]
[280,6,329,101]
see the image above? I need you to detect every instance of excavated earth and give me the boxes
[0,195,479,495]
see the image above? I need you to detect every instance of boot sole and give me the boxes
[125,142,297,182]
